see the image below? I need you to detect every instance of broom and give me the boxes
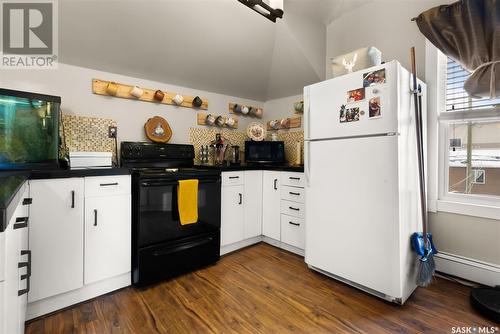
[409,47,437,287]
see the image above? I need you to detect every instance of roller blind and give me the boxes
[445,58,500,114]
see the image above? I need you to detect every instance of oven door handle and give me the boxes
[152,237,214,256]
[141,181,178,187]
[141,178,220,187]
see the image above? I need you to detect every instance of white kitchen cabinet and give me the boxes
[4,212,21,334]
[84,176,131,285]
[280,215,305,249]
[0,281,4,334]
[280,200,305,219]
[29,178,84,303]
[221,184,245,246]
[3,184,30,334]
[262,171,281,240]
[243,171,263,239]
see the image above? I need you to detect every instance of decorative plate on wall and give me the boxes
[246,122,266,141]
[145,116,172,143]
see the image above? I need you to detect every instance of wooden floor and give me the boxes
[26,243,495,334]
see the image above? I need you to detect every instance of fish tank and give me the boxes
[0,88,61,170]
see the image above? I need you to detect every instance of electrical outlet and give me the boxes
[108,126,117,138]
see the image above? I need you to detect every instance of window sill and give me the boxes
[435,199,500,220]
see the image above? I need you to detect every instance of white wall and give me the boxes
[326,0,455,80]
[0,63,263,145]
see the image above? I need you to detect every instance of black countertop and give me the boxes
[194,164,304,172]
[0,175,28,232]
[0,167,130,232]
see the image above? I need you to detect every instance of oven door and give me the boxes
[136,175,221,248]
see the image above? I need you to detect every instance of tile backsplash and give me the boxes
[189,127,303,165]
[60,114,117,162]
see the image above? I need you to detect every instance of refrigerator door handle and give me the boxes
[305,141,311,187]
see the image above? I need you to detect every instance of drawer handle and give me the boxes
[71,190,75,208]
[229,176,240,179]
[289,177,301,180]
[13,217,29,229]
[289,192,300,196]
[18,250,31,296]
[274,179,278,190]
[22,198,32,205]
[94,209,98,226]
[289,206,300,211]
[100,182,119,187]
[289,221,300,226]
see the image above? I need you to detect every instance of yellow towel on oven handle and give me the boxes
[177,179,199,225]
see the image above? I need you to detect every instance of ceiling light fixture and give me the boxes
[238,0,284,22]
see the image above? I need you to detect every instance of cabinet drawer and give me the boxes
[280,215,305,249]
[281,172,305,188]
[280,200,305,218]
[222,172,244,186]
[85,175,131,197]
[281,186,305,203]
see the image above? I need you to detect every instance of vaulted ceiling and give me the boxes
[58,0,369,101]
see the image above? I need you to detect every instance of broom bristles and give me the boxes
[417,252,435,287]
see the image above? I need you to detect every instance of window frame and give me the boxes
[425,41,500,220]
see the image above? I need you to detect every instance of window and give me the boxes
[443,59,500,198]
[428,45,500,218]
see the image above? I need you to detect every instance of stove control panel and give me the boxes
[121,142,195,160]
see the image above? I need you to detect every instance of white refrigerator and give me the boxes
[304,60,426,304]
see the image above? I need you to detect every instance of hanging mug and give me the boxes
[173,94,184,105]
[293,101,304,112]
[241,106,250,114]
[225,117,236,127]
[215,116,225,126]
[205,114,216,125]
[106,82,119,96]
[233,104,242,113]
[269,120,279,129]
[154,90,165,102]
[254,108,263,118]
[130,85,144,98]
[192,96,203,108]
[280,118,291,128]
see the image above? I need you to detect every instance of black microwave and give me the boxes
[245,141,285,165]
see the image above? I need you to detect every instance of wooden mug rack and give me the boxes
[266,117,301,131]
[197,113,238,129]
[92,79,209,110]
[228,103,263,118]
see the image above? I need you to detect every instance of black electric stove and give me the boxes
[121,142,221,287]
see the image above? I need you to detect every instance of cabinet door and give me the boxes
[84,195,131,285]
[221,185,244,246]
[17,205,29,334]
[243,171,263,239]
[262,171,281,240]
[4,216,20,334]
[29,178,84,303]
